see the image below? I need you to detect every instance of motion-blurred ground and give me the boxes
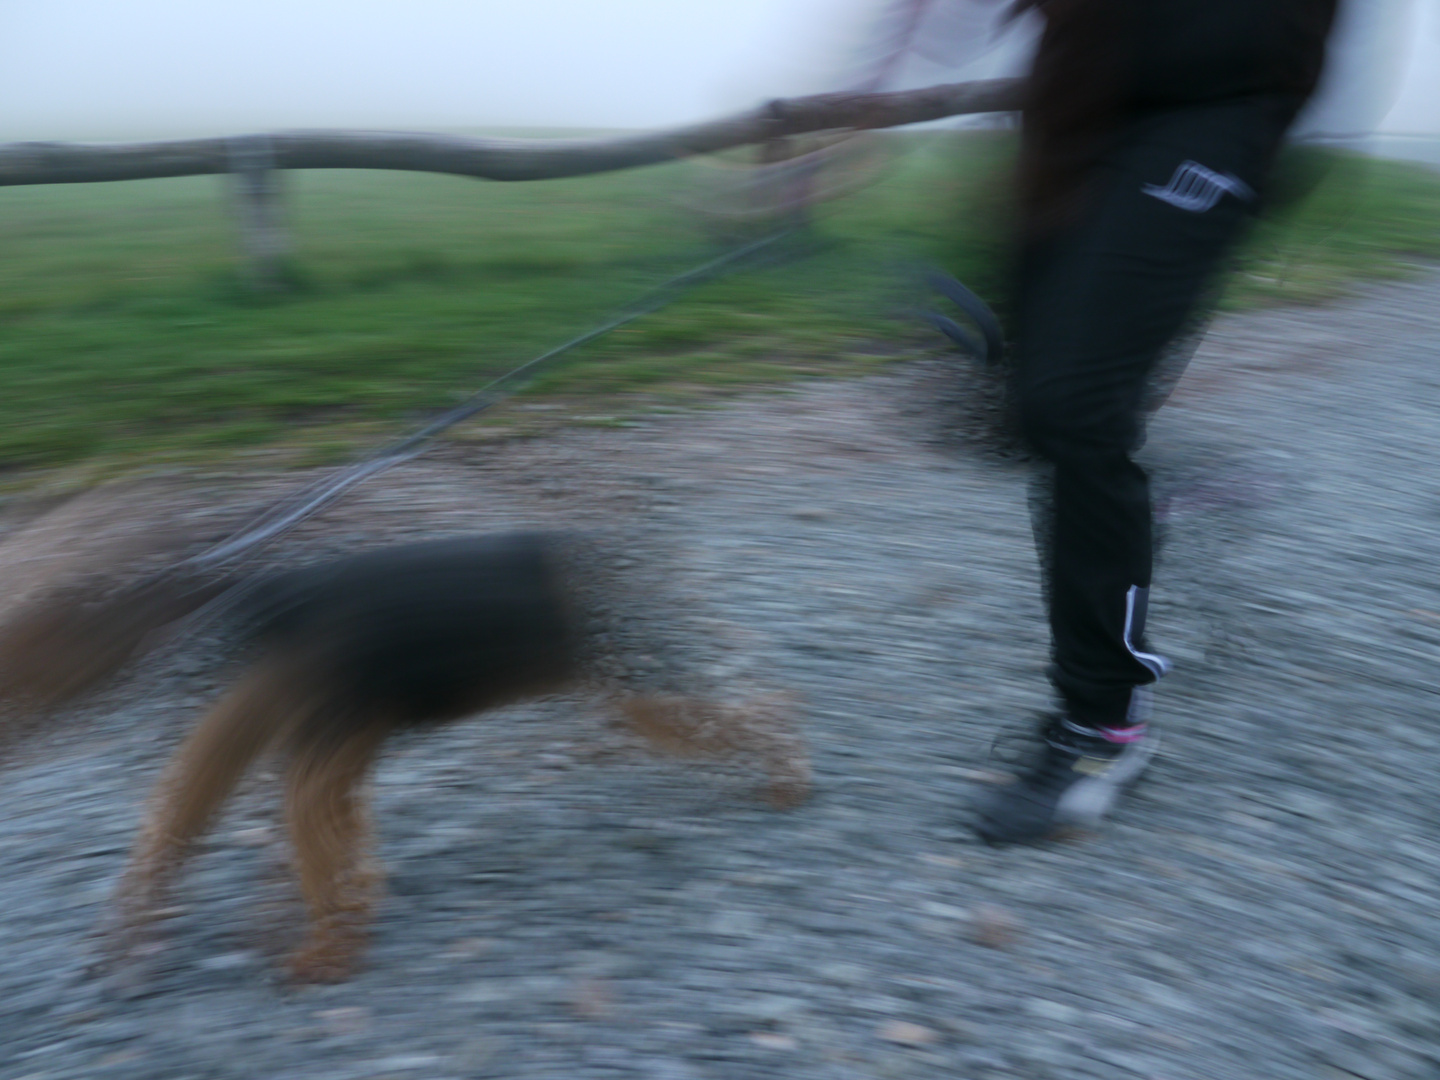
[1,255,1439,1077]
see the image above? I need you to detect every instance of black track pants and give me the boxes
[1015,96,1298,728]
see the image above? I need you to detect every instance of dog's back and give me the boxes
[240,532,580,726]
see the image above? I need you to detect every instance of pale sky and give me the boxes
[0,0,876,138]
[0,0,1434,141]
[1375,0,1440,134]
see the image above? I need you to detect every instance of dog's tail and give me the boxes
[0,571,235,718]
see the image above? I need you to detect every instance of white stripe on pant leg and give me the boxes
[1142,160,1256,214]
[1123,585,1171,678]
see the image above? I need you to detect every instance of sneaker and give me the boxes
[972,715,1159,845]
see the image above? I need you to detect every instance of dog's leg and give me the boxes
[110,665,294,959]
[282,723,387,983]
[616,694,811,807]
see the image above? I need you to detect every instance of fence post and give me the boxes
[756,136,816,232]
[227,135,289,291]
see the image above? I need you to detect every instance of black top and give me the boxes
[1125,0,1338,109]
[1015,0,1339,228]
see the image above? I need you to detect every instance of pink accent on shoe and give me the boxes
[1097,723,1147,744]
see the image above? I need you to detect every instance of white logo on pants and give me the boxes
[1142,160,1254,213]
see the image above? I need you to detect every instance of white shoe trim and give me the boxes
[1056,730,1160,827]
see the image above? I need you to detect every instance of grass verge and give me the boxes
[0,133,1436,482]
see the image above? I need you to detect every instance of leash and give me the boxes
[182,227,805,573]
[32,229,1004,674]
[186,242,1002,579]
[919,269,1005,366]
[93,228,812,649]
[117,230,1002,617]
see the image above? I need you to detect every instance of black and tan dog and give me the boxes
[0,531,809,982]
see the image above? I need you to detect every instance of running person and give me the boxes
[973,0,1340,843]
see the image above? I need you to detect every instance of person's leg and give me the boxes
[976,96,1297,844]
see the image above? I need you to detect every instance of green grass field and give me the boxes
[1,133,1437,481]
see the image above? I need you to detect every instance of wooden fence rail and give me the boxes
[0,79,1020,186]
[0,77,1023,286]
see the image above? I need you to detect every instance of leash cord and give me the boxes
[182,228,801,573]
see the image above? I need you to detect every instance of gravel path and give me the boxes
[2,269,1439,1080]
